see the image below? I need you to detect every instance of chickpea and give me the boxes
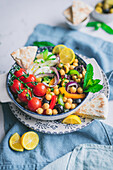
[72,75,77,81]
[42,103,49,110]
[53,85,58,89]
[54,89,59,95]
[45,94,52,101]
[52,109,58,115]
[61,79,69,87]
[73,63,78,67]
[82,70,86,77]
[16,98,21,104]
[36,77,42,83]
[70,86,77,93]
[65,102,71,109]
[78,74,83,79]
[58,63,63,68]
[36,108,43,114]
[65,63,70,68]
[63,65,69,73]
[50,92,55,96]
[77,87,83,94]
[63,96,67,102]
[46,109,52,115]
[70,65,75,70]
[71,104,77,109]
[74,59,78,63]
[67,98,73,104]
[76,78,81,83]
[60,69,65,76]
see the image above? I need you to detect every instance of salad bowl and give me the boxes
[0,46,103,121]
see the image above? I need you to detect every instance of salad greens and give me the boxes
[83,63,103,93]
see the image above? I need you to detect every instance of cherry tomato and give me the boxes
[18,88,32,103]
[10,79,24,93]
[28,97,42,112]
[23,74,37,88]
[33,83,47,96]
[14,68,27,80]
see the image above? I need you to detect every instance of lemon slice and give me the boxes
[9,133,24,152]
[59,48,75,64]
[52,44,66,54]
[62,115,81,124]
[21,131,39,150]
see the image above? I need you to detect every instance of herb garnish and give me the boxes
[83,63,103,93]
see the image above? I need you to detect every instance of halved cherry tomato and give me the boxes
[28,97,42,112]
[23,74,37,88]
[18,88,32,103]
[33,83,46,96]
[10,79,24,94]
[14,68,27,81]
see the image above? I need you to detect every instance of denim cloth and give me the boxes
[0,24,113,169]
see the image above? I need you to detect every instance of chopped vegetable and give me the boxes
[58,94,64,107]
[49,95,57,109]
[59,87,85,99]
[68,70,80,76]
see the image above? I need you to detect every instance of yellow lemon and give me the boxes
[52,44,66,54]
[21,131,39,150]
[62,115,81,124]
[59,48,75,64]
[9,133,24,152]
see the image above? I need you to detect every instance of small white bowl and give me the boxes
[91,10,113,23]
[64,16,90,30]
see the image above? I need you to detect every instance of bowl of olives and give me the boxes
[91,0,113,23]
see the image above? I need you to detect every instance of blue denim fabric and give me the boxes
[0,24,113,169]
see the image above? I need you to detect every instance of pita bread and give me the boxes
[11,46,38,70]
[63,6,73,23]
[74,93,108,119]
[72,0,93,25]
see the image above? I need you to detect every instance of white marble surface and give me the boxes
[0,0,113,141]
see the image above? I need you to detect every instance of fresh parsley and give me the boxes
[83,63,103,93]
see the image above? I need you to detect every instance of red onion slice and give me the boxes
[66,81,78,93]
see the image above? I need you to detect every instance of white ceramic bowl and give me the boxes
[91,10,113,23]
[64,16,90,30]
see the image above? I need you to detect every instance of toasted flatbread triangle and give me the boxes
[75,93,108,119]
[11,46,38,70]
[63,6,73,23]
[72,0,93,25]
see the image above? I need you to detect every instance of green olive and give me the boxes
[96,2,103,7]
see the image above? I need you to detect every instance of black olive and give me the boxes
[54,104,64,114]
[103,8,109,13]
[42,98,50,105]
[75,66,83,73]
[73,98,82,104]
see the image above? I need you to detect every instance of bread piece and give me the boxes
[63,6,73,23]
[74,93,108,119]
[72,0,93,25]
[11,46,38,70]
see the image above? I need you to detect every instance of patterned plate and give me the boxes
[9,58,109,134]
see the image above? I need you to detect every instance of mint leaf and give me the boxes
[84,84,103,93]
[43,49,48,61]
[86,79,101,88]
[83,64,93,89]
[45,54,54,61]
[33,41,55,47]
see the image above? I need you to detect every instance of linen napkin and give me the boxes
[0,24,113,169]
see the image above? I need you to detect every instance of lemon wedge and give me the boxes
[9,133,24,152]
[21,131,39,150]
[52,44,66,54]
[62,115,81,124]
[59,48,75,64]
